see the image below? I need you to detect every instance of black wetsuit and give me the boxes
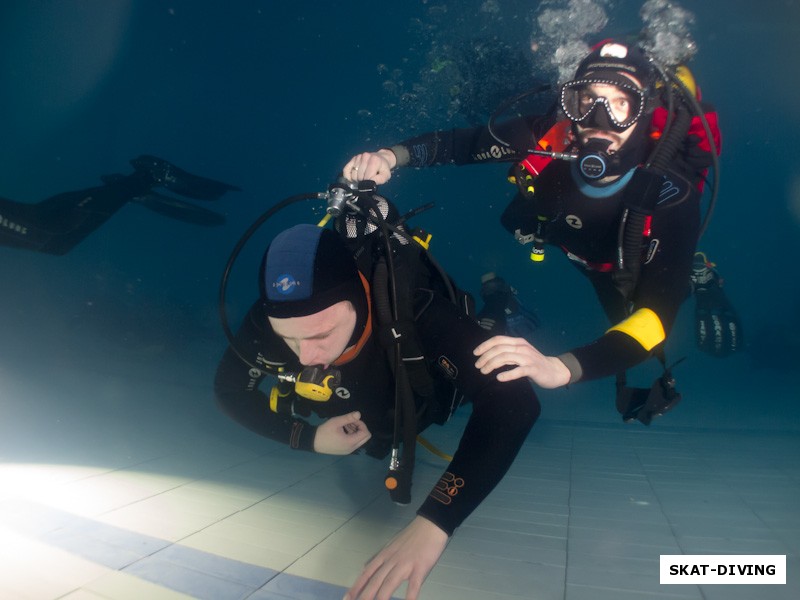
[392,111,715,382]
[214,263,541,535]
[0,155,238,255]
[0,172,154,255]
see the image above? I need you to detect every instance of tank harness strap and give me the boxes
[373,237,459,506]
[372,255,417,505]
[341,192,460,503]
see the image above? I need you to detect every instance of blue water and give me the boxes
[1,0,799,578]
[0,0,797,432]
[0,0,796,412]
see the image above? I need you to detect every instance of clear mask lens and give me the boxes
[560,79,644,130]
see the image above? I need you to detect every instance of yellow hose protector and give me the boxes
[417,435,453,462]
[607,308,666,351]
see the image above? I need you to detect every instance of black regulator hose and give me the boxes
[647,62,720,239]
[218,192,323,371]
[647,108,693,173]
[670,76,720,239]
[616,84,694,292]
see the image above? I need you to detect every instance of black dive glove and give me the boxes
[690,252,742,357]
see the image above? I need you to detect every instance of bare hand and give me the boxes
[342,150,397,185]
[473,335,571,389]
[344,516,448,600]
[313,411,371,455]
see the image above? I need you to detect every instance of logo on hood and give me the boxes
[272,274,300,295]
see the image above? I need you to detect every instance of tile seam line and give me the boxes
[49,453,353,584]
[638,431,706,600]
[562,426,574,600]
[241,471,387,598]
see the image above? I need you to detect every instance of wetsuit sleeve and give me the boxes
[413,294,541,535]
[389,115,554,168]
[562,175,701,382]
[213,301,318,451]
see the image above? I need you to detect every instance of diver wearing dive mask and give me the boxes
[560,43,655,182]
[561,77,646,131]
[338,38,728,418]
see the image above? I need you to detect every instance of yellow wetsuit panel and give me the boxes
[607,308,665,351]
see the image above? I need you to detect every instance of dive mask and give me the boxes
[560,77,646,132]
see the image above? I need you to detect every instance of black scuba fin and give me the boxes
[617,379,682,426]
[616,385,650,424]
[130,155,241,201]
[616,362,684,426]
[132,192,226,226]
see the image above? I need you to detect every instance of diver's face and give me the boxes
[574,83,639,152]
[562,72,644,153]
[578,82,637,123]
[269,300,357,368]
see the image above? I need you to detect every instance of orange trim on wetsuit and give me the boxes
[333,272,373,367]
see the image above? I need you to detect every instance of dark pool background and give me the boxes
[1,0,799,438]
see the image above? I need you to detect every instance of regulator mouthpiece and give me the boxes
[578,138,614,180]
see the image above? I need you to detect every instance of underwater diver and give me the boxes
[0,154,240,255]
[478,271,540,343]
[343,39,742,425]
[214,214,540,600]
[689,251,742,356]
